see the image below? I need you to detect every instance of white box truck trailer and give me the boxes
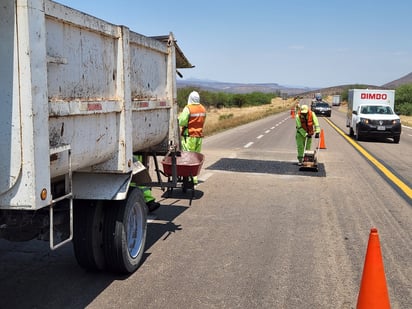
[0,0,193,273]
[346,89,401,143]
[332,95,341,106]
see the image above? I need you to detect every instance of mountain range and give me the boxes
[177,72,412,95]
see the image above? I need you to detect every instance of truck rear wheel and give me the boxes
[73,200,106,271]
[103,188,147,274]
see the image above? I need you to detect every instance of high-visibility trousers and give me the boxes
[130,182,155,203]
[295,133,312,161]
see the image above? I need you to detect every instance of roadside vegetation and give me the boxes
[177,87,281,109]
[400,115,412,127]
[393,84,412,116]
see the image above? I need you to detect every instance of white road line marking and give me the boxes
[271,126,275,129]
[257,135,264,139]
[244,142,254,148]
[265,130,270,134]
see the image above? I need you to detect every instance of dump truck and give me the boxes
[346,89,401,143]
[0,0,193,273]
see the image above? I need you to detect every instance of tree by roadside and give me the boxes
[394,84,412,115]
[177,87,279,109]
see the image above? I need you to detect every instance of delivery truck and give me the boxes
[0,0,193,273]
[332,95,341,106]
[346,89,401,143]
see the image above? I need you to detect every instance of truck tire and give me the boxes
[349,127,354,137]
[393,136,400,143]
[73,200,106,271]
[103,188,147,274]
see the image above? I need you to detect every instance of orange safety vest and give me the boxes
[299,110,314,136]
[187,104,206,137]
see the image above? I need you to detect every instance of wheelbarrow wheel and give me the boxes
[182,176,194,193]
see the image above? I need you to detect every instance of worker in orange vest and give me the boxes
[295,104,320,166]
[178,91,206,184]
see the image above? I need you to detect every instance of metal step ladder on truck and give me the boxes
[0,0,194,274]
[346,89,402,143]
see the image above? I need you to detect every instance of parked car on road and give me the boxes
[311,102,332,117]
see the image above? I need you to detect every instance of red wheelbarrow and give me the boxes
[161,151,204,197]
[162,151,204,178]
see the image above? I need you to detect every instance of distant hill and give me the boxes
[300,72,412,98]
[177,79,314,95]
[177,72,412,96]
[382,72,412,88]
[296,84,383,98]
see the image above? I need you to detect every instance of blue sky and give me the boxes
[57,0,411,88]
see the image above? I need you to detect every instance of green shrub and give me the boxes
[177,87,279,109]
[395,84,412,115]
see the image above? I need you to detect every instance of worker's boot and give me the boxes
[146,200,161,212]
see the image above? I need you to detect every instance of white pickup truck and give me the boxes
[346,89,402,143]
[0,0,192,273]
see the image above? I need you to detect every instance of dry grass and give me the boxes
[400,115,412,127]
[203,98,296,136]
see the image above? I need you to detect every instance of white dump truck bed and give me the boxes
[0,0,192,210]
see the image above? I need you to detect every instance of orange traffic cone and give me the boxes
[356,228,391,309]
[319,129,326,149]
[290,108,295,119]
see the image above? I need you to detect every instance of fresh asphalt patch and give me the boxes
[206,158,326,177]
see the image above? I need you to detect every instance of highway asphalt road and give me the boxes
[0,107,411,308]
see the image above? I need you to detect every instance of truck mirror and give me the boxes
[352,111,357,115]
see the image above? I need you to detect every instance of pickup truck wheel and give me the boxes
[73,200,106,271]
[349,127,354,137]
[103,188,147,274]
